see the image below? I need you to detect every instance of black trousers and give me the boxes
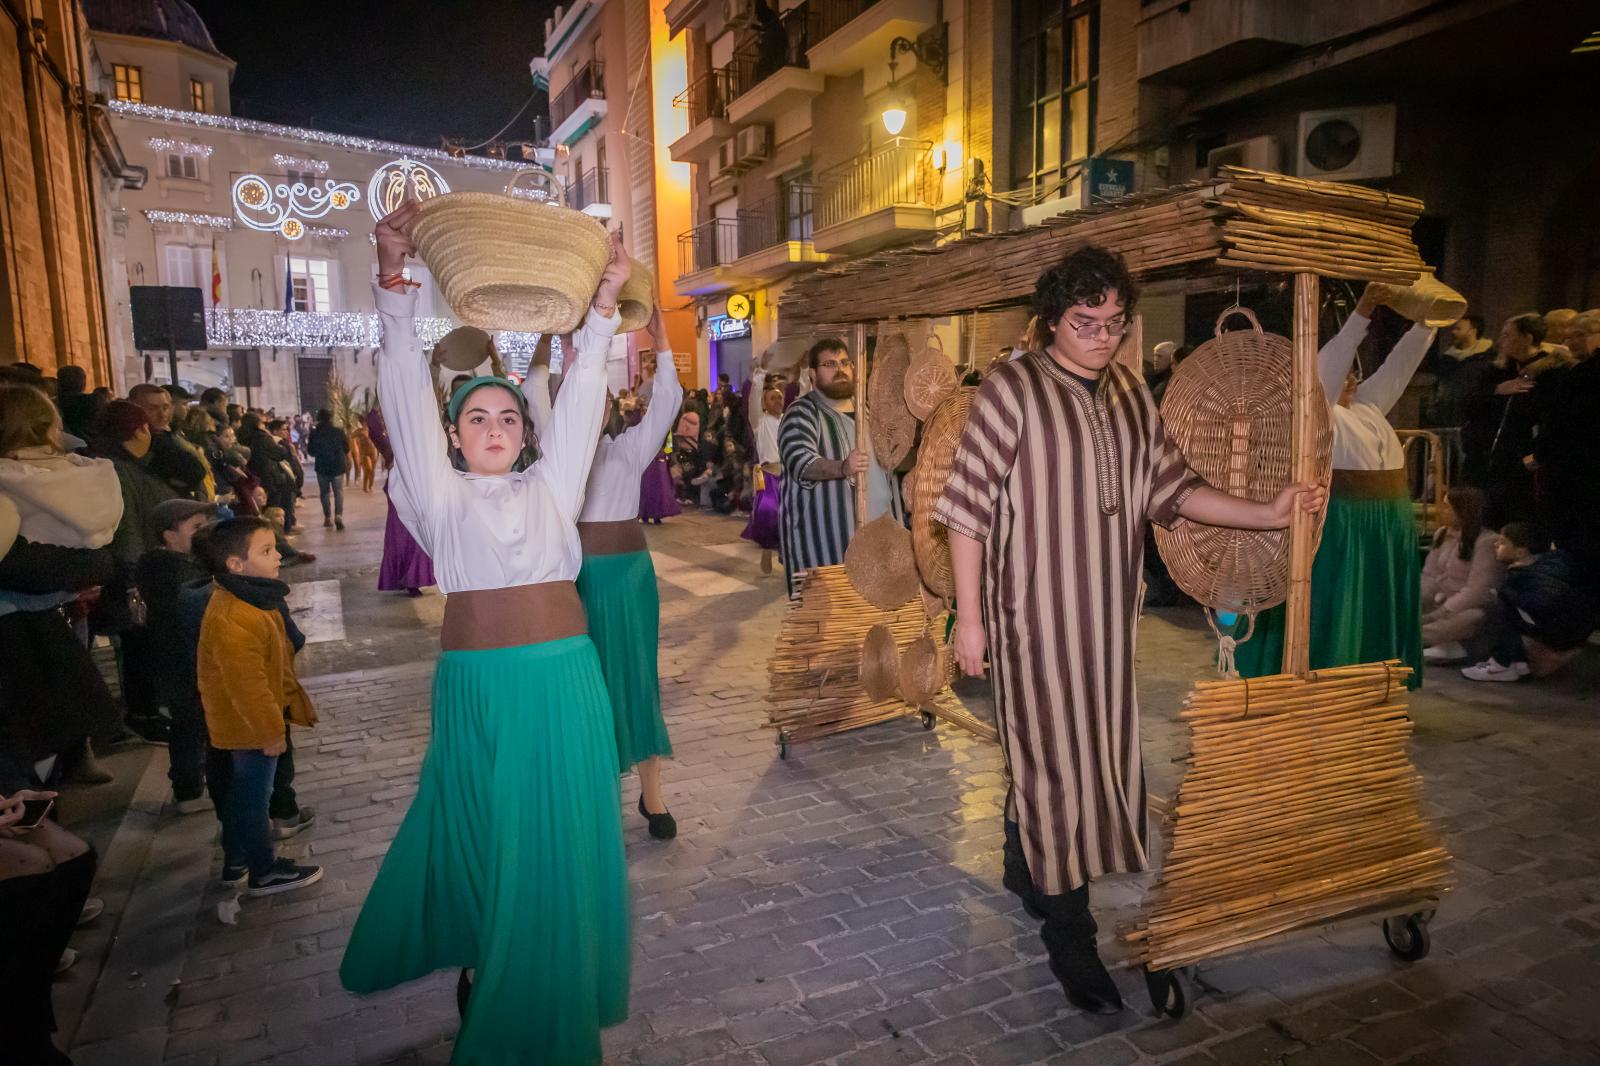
[0,848,95,1059]
[168,692,209,801]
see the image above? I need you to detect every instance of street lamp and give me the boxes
[881,28,947,136]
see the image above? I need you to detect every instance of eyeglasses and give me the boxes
[816,359,851,372]
[1063,318,1128,340]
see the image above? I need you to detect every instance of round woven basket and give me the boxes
[868,331,916,469]
[860,623,901,701]
[904,336,957,420]
[898,633,953,707]
[909,388,975,598]
[411,191,611,334]
[432,325,496,373]
[618,258,654,333]
[1153,307,1333,617]
[845,515,920,610]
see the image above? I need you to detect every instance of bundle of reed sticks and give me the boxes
[766,566,932,744]
[1124,661,1452,972]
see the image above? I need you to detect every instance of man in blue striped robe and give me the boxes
[777,338,904,596]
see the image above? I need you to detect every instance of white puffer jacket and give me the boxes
[0,446,125,549]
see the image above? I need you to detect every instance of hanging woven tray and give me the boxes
[868,330,916,470]
[904,335,957,420]
[909,387,976,600]
[1153,307,1332,617]
[860,623,902,701]
[845,515,920,610]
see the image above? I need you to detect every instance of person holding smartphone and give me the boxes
[0,789,98,1064]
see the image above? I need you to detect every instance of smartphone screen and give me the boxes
[15,798,53,830]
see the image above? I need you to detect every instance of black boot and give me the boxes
[1001,819,1045,921]
[1037,884,1123,1015]
[456,969,472,1018]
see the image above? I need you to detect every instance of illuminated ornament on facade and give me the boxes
[506,167,562,203]
[144,209,233,229]
[149,137,214,157]
[368,158,452,221]
[232,173,361,240]
[204,308,543,363]
[273,153,329,174]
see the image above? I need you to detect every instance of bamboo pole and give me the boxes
[853,323,869,531]
[1282,272,1319,677]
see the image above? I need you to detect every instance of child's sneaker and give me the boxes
[248,858,323,897]
[272,807,317,839]
[1460,658,1530,682]
[174,796,214,815]
[221,863,248,887]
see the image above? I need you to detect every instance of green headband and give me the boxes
[446,375,528,424]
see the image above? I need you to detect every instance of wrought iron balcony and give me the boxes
[677,218,741,277]
[567,167,610,212]
[550,62,605,133]
[738,185,816,258]
[673,68,737,126]
[815,138,935,232]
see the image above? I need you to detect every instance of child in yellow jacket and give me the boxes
[195,517,322,896]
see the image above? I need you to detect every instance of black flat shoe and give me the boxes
[457,969,472,1018]
[1066,986,1124,1015]
[638,795,677,840]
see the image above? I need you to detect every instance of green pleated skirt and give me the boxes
[339,635,630,1065]
[1234,487,1423,688]
[576,550,672,769]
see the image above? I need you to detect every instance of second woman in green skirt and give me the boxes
[535,307,684,838]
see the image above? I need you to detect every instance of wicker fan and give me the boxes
[1154,307,1332,617]
[845,515,919,610]
[861,623,902,701]
[904,336,957,420]
[909,388,976,599]
[868,331,916,469]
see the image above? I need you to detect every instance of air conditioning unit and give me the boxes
[724,0,755,28]
[1205,135,1280,178]
[735,125,770,168]
[715,139,737,174]
[1296,105,1397,182]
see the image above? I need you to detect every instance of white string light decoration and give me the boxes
[367,159,452,221]
[144,209,233,229]
[232,174,360,240]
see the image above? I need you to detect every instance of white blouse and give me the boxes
[375,283,616,593]
[749,368,781,466]
[1317,310,1436,471]
[578,355,683,522]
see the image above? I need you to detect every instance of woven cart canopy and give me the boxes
[1153,308,1332,617]
[780,168,1426,329]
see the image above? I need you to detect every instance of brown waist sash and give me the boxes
[1331,468,1409,500]
[440,581,587,652]
[578,519,648,557]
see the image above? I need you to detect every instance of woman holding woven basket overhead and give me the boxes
[340,201,632,1064]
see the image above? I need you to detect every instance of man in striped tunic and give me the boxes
[777,339,902,596]
[936,247,1324,1014]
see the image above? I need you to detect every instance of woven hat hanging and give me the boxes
[410,171,612,334]
[618,258,655,333]
[903,334,957,421]
[1154,307,1332,639]
[909,387,976,601]
[867,330,916,469]
[845,515,920,610]
[860,623,902,701]
[898,630,956,707]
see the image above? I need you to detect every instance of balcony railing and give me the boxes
[567,167,610,211]
[815,138,935,231]
[550,62,605,131]
[673,68,737,126]
[807,0,874,47]
[678,218,740,276]
[730,1,813,99]
[738,184,816,257]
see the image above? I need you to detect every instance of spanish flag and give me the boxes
[209,239,221,305]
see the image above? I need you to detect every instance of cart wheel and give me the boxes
[777,733,789,761]
[1143,966,1193,1020]
[920,711,935,730]
[1383,914,1431,962]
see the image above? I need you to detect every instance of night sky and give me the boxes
[189,0,556,151]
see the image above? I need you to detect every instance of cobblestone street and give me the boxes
[59,492,1600,1066]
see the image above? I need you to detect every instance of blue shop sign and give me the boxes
[1088,157,1135,204]
[710,315,752,341]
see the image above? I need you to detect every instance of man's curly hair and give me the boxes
[1033,246,1139,345]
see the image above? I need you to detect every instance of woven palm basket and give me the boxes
[411,192,611,334]
[860,623,902,701]
[1154,308,1333,617]
[903,337,957,420]
[909,387,976,600]
[618,258,654,333]
[899,631,956,707]
[868,331,916,469]
[845,515,920,610]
